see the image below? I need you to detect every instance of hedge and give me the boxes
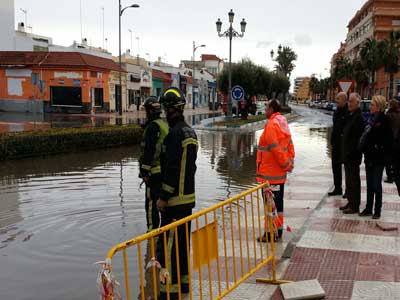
[0,125,143,161]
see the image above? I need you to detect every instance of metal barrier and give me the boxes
[102,183,290,300]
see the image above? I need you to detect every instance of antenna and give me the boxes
[101,7,105,49]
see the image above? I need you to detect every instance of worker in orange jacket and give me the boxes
[256,99,295,242]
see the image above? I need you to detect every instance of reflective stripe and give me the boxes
[146,187,153,232]
[181,274,189,284]
[179,146,187,196]
[160,228,177,293]
[160,283,180,293]
[258,143,278,152]
[182,138,198,148]
[163,88,181,98]
[257,174,287,181]
[151,165,161,174]
[162,183,175,194]
[167,194,195,207]
[281,161,290,169]
[142,164,152,171]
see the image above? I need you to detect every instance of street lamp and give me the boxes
[128,29,133,54]
[192,42,206,110]
[216,9,247,118]
[118,2,139,116]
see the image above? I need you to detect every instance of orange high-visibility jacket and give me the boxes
[256,112,295,184]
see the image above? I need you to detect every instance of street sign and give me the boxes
[231,85,245,101]
[338,80,355,94]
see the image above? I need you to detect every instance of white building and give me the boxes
[0,0,110,59]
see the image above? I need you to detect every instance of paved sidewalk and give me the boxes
[270,166,400,300]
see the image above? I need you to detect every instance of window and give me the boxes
[93,88,104,107]
[392,20,400,26]
[33,45,48,52]
[90,71,98,78]
[51,86,82,106]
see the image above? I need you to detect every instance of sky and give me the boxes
[14,0,366,83]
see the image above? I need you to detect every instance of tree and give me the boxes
[351,59,369,94]
[332,57,353,82]
[218,58,289,118]
[359,38,384,98]
[274,46,298,78]
[309,77,319,100]
[381,31,400,99]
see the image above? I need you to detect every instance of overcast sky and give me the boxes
[15,0,366,81]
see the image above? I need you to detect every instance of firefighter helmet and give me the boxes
[143,96,162,115]
[159,87,186,109]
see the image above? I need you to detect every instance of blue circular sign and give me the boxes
[231,85,245,101]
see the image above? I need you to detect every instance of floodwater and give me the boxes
[0,105,332,300]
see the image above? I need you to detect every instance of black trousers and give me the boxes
[156,207,192,300]
[365,162,385,214]
[393,156,400,196]
[145,174,161,232]
[344,163,361,211]
[263,184,284,237]
[331,147,343,192]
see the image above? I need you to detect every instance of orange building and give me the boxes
[344,0,400,98]
[0,51,120,113]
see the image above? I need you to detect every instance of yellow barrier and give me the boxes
[104,183,290,300]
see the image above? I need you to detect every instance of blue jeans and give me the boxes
[365,162,385,213]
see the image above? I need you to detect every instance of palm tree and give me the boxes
[350,59,368,95]
[359,38,384,98]
[381,31,400,99]
[275,46,298,78]
[309,77,319,100]
[332,57,353,82]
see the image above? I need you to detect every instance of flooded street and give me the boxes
[0,105,332,300]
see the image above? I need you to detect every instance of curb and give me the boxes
[194,112,299,131]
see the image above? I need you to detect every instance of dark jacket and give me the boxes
[362,112,393,165]
[331,104,349,149]
[342,107,365,165]
[387,109,400,141]
[160,116,198,208]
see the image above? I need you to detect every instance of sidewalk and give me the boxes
[271,166,400,300]
[218,163,400,299]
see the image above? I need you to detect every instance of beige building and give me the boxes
[293,77,311,101]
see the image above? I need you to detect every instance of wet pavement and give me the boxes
[0,105,335,300]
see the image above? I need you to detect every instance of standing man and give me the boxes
[139,96,169,232]
[342,93,365,214]
[329,92,349,197]
[256,99,295,242]
[156,87,198,300]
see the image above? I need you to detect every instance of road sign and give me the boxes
[231,85,245,101]
[338,80,355,94]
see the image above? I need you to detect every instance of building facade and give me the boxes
[293,77,311,101]
[343,0,400,98]
[0,52,119,113]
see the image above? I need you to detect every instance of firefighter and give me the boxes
[256,99,295,242]
[139,96,169,232]
[155,87,198,300]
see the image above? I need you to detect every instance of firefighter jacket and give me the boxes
[256,112,295,184]
[139,118,169,178]
[160,116,198,208]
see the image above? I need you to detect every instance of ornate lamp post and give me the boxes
[216,9,247,118]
